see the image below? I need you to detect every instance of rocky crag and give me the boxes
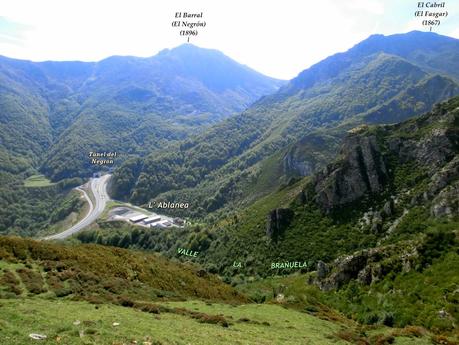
[307,97,459,289]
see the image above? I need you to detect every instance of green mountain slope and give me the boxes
[114,31,459,217]
[0,44,282,181]
[82,96,459,336]
[0,45,282,235]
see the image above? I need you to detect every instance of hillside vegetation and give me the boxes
[113,31,459,218]
[0,44,282,182]
[90,96,459,276]
[0,236,444,345]
[0,44,282,236]
[80,96,459,336]
[0,236,244,304]
[0,176,84,236]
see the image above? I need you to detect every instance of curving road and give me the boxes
[44,174,111,240]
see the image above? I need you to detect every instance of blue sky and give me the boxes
[1,0,458,79]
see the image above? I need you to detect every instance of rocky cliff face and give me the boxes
[282,149,315,177]
[308,99,459,213]
[313,133,388,211]
[266,208,294,241]
[281,133,341,180]
[304,97,459,291]
[310,244,419,291]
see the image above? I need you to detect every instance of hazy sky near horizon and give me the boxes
[1,0,458,79]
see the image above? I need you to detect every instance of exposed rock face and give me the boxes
[303,99,459,292]
[266,208,294,241]
[387,127,457,170]
[419,155,459,218]
[313,134,388,211]
[427,156,459,196]
[283,149,315,177]
[306,100,459,212]
[382,200,394,217]
[431,181,459,217]
[371,211,383,233]
[282,133,340,179]
[313,244,419,291]
[318,250,378,291]
[316,261,329,279]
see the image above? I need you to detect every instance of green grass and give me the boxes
[0,236,246,304]
[0,298,440,344]
[99,200,125,220]
[23,175,55,187]
[163,300,349,344]
[0,298,351,345]
[99,200,157,220]
[237,246,459,338]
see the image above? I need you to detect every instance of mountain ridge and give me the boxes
[113,31,459,216]
[0,44,283,181]
[0,44,283,235]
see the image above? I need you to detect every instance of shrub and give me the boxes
[197,313,229,327]
[249,291,267,304]
[116,296,134,307]
[334,330,368,344]
[0,270,22,295]
[392,325,426,337]
[380,311,395,327]
[431,335,459,345]
[16,268,46,294]
[370,334,395,345]
[54,288,72,297]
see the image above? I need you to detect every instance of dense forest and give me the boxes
[0,173,83,236]
[78,96,459,333]
[113,32,459,218]
[0,44,283,181]
[0,44,283,236]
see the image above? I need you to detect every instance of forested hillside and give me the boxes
[0,45,282,235]
[1,25,459,344]
[83,96,459,274]
[80,96,459,335]
[0,44,282,181]
[113,31,459,217]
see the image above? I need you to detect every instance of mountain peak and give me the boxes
[157,43,224,58]
[282,31,459,95]
[152,43,283,91]
[351,30,459,56]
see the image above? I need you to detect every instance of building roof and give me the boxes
[129,214,148,222]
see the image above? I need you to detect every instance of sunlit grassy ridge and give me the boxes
[1,296,447,344]
[0,298,341,345]
[0,236,245,304]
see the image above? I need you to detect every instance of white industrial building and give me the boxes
[129,214,148,223]
[144,216,161,224]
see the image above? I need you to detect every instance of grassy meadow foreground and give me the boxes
[0,297,443,345]
[0,236,453,345]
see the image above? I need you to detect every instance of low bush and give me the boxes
[0,270,22,295]
[16,268,46,294]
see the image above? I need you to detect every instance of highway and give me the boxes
[44,174,111,240]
